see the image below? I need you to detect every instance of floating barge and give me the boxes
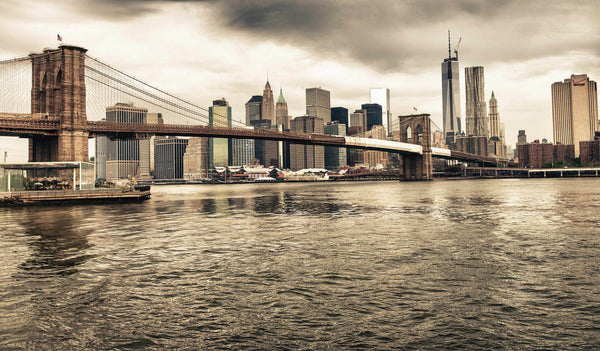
[0,186,151,207]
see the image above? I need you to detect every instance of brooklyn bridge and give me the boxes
[0,45,514,180]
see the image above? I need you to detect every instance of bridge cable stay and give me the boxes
[85,69,212,125]
[0,57,31,115]
[84,55,245,128]
[430,118,443,132]
[85,55,216,120]
[85,75,214,124]
[85,57,211,125]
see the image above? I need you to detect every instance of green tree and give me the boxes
[568,157,581,168]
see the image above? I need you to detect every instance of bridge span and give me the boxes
[0,114,511,168]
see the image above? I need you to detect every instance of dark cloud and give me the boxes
[74,0,214,20]
[76,0,600,72]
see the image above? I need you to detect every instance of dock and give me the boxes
[0,186,151,206]
[436,167,600,179]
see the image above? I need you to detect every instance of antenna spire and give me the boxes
[448,30,451,60]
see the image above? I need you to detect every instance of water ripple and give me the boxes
[0,180,599,349]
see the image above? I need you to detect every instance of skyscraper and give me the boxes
[261,80,275,124]
[331,107,349,129]
[488,91,500,138]
[146,112,163,177]
[275,87,290,129]
[101,103,149,179]
[154,137,188,180]
[487,91,504,157]
[245,95,262,125]
[208,98,232,169]
[552,74,599,156]
[442,33,462,143]
[465,66,488,137]
[306,87,331,123]
[274,90,291,169]
[350,109,367,132]
[247,86,278,167]
[290,116,325,170]
[323,121,347,170]
[183,137,209,180]
[370,88,391,135]
[231,136,255,166]
[361,103,383,131]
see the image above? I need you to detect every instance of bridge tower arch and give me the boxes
[28,45,89,162]
[397,114,433,180]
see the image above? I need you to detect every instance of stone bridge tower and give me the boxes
[397,114,433,180]
[28,45,89,162]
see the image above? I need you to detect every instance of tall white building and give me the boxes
[370,88,391,135]
[98,103,149,180]
[231,138,255,167]
[306,87,331,123]
[552,74,599,156]
[442,34,462,143]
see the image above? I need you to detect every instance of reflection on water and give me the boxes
[17,210,92,278]
[0,179,599,350]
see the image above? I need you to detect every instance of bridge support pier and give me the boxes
[29,136,58,161]
[401,152,432,181]
[28,45,89,162]
[397,114,433,181]
[29,131,89,162]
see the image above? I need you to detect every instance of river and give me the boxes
[1,179,599,350]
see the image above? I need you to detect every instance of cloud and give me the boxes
[74,0,600,73]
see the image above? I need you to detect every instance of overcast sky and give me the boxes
[0,0,599,162]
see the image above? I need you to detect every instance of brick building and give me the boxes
[579,133,600,166]
[554,143,575,165]
[518,141,574,168]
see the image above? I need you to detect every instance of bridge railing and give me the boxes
[0,116,60,131]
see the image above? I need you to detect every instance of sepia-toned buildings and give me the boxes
[465,66,488,137]
[306,87,331,124]
[552,74,599,156]
[442,36,462,143]
[290,116,324,170]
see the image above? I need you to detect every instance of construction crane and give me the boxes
[454,37,462,60]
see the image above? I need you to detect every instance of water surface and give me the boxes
[1,179,599,349]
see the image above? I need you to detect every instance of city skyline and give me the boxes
[0,0,599,162]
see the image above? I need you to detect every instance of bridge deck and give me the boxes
[0,116,515,166]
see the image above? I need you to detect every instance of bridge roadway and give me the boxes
[0,114,515,167]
